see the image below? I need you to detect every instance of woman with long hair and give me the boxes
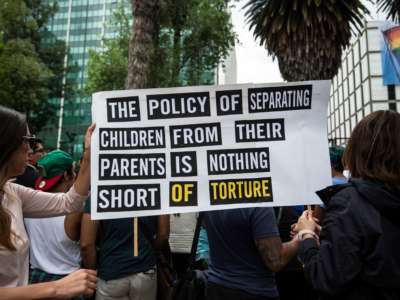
[295,110,400,300]
[0,105,97,299]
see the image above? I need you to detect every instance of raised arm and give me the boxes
[80,212,99,270]
[73,124,95,197]
[13,125,95,218]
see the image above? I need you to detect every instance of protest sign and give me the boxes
[91,81,332,220]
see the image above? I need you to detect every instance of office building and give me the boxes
[328,21,400,145]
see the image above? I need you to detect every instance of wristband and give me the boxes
[298,229,319,241]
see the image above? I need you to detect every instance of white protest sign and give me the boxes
[91,81,332,220]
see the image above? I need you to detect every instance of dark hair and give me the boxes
[0,105,27,250]
[343,110,400,187]
[329,146,345,172]
[31,139,43,153]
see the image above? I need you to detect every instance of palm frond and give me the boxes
[244,0,369,81]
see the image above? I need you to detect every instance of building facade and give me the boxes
[328,21,400,146]
[41,0,127,155]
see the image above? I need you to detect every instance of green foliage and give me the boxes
[0,39,52,125]
[244,0,369,81]
[86,0,236,93]
[0,0,69,131]
[85,4,129,93]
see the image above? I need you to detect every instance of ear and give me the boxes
[64,171,72,181]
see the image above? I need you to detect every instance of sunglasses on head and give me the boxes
[22,135,38,149]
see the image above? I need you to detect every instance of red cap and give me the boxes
[34,174,63,191]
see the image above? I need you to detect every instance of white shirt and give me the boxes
[25,216,81,275]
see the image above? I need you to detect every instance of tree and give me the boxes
[126,0,160,89]
[0,0,69,131]
[377,0,400,22]
[244,0,369,81]
[86,0,235,93]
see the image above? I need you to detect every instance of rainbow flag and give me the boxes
[381,26,400,85]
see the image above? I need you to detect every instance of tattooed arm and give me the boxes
[255,236,300,272]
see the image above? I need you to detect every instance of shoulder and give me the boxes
[248,207,276,219]
[324,185,374,235]
[328,184,368,213]
[5,182,23,198]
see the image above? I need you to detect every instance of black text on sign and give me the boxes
[235,119,285,143]
[97,184,161,212]
[248,85,312,113]
[207,148,270,175]
[216,90,243,115]
[147,92,210,119]
[99,153,166,180]
[171,151,197,177]
[169,123,222,148]
[99,127,165,150]
[107,97,141,122]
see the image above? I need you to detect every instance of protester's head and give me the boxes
[343,110,400,187]
[35,150,75,193]
[329,146,345,176]
[0,106,37,185]
[28,139,45,166]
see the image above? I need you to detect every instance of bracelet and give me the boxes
[298,229,319,241]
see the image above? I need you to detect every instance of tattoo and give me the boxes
[255,236,283,272]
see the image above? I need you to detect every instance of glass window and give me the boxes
[372,102,389,111]
[364,103,371,115]
[349,72,354,94]
[369,53,382,76]
[360,31,368,57]
[344,99,350,120]
[367,28,381,52]
[362,79,370,104]
[345,120,350,138]
[370,78,388,101]
[350,94,356,115]
[353,42,360,65]
[355,65,361,87]
[356,87,363,110]
[361,56,369,81]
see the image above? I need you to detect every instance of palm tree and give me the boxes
[244,0,369,81]
[377,0,400,22]
[126,0,159,89]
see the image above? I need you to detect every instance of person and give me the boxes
[15,138,45,188]
[25,150,83,289]
[295,110,400,300]
[313,145,348,232]
[328,145,347,185]
[80,198,170,300]
[205,208,299,300]
[169,213,197,276]
[0,105,96,299]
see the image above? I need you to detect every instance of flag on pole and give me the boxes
[381,26,400,85]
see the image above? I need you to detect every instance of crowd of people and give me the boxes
[0,104,399,300]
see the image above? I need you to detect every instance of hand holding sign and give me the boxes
[90,82,332,220]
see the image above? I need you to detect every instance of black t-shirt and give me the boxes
[85,198,157,281]
[15,165,38,188]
